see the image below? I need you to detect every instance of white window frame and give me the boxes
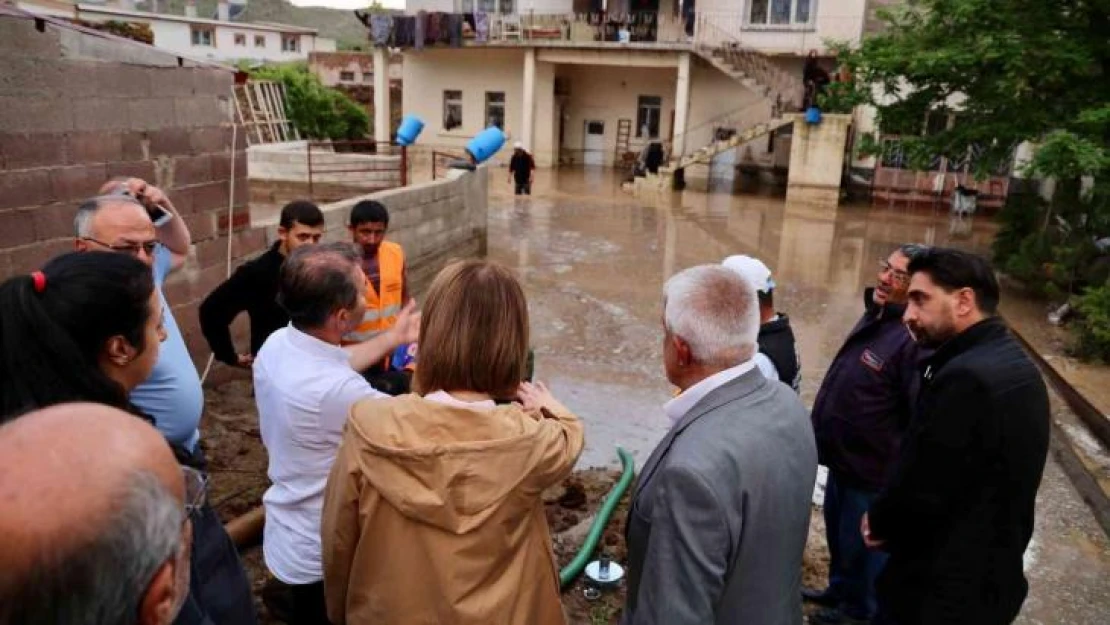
[443,90,463,131]
[281,35,300,53]
[339,70,356,82]
[458,0,515,13]
[744,0,817,30]
[636,95,662,139]
[233,33,246,46]
[485,91,506,130]
[254,34,266,48]
[190,27,214,47]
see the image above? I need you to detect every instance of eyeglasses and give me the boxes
[82,237,159,257]
[182,466,208,517]
[878,259,911,285]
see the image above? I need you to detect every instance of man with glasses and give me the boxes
[75,179,197,450]
[74,182,258,625]
[804,244,927,625]
[0,403,194,625]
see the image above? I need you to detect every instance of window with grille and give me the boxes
[486,92,505,129]
[190,28,214,47]
[282,35,300,52]
[747,0,814,26]
[636,95,662,138]
[444,90,463,130]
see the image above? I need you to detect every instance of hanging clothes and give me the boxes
[370,14,393,46]
[435,12,452,44]
[427,12,441,44]
[475,11,490,42]
[447,13,464,47]
[414,11,426,50]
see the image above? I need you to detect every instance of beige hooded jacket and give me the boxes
[321,394,584,625]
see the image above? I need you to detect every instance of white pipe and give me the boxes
[200,100,240,386]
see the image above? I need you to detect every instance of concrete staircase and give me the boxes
[667,116,794,171]
[658,22,804,181]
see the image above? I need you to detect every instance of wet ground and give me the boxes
[485,167,1110,624]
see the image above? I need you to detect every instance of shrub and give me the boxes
[1074,284,1110,362]
[250,64,370,141]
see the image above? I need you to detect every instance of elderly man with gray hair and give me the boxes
[622,265,817,625]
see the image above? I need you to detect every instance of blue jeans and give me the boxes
[823,471,888,619]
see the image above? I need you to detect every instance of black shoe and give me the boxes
[810,608,869,625]
[801,587,840,608]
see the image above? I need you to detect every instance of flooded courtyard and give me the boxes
[487,167,1110,624]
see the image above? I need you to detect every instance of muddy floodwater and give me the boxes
[486,168,1110,624]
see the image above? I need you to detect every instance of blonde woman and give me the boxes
[322,259,584,625]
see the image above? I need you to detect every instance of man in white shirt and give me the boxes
[722,254,801,393]
[623,265,816,625]
[253,242,418,625]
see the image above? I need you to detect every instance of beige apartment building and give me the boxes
[379,0,883,172]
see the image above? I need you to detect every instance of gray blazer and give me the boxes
[622,368,818,625]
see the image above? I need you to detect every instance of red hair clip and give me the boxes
[31,271,46,293]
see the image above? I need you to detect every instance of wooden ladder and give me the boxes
[615,118,633,168]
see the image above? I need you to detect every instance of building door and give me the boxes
[583,120,605,166]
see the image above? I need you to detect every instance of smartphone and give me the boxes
[147,204,174,227]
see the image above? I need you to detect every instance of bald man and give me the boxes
[0,403,192,625]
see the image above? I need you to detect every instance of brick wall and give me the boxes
[0,13,267,370]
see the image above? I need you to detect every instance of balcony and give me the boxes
[375,11,693,50]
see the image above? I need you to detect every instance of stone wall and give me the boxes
[256,167,489,298]
[0,12,265,369]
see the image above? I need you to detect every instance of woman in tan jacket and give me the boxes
[321,259,585,625]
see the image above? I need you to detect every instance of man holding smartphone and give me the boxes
[75,179,258,625]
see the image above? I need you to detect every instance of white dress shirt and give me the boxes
[253,325,388,584]
[664,360,758,425]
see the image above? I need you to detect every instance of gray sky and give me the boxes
[288,0,406,9]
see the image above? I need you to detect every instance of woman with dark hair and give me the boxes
[0,252,164,419]
[0,251,258,625]
[321,259,585,625]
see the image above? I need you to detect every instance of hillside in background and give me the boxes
[137,0,384,50]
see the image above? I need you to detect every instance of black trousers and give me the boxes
[514,179,532,195]
[363,368,412,396]
[173,447,257,625]
[263,578,331,625]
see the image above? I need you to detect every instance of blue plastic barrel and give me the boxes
[466,126,506,164]
[395,115,424,146]
[805,106,822,124]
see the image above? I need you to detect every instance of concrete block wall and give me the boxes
[0,13,266,369]
[259,167,490,298]
[248,141,403,188]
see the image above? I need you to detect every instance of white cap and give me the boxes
[513,141,524,149]
[722,255,775,293]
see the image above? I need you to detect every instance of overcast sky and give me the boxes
[288,0,406,9]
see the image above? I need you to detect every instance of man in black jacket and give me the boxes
[863,248,1049,625]
[805,244,925,624]
[200,201,325,368]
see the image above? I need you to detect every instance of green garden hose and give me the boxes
[559,447,636,589]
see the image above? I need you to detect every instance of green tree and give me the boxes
[836,0,1110,357]
[250,63,370,141]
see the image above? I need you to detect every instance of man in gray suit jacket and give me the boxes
[622,264,818,625]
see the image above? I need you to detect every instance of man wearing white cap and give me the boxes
[722,255,801,392]
[508,142,535,195]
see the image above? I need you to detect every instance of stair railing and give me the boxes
[664,98,790,165]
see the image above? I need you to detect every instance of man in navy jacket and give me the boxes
[805,244,926,624]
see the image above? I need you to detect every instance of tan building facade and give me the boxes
[381,0,877,173]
